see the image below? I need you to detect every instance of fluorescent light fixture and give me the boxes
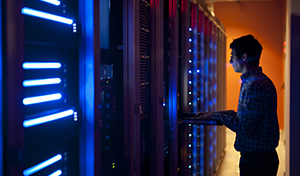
[23,93,62,105]
[22,62,61,69]
[23,154,62,176]
[23,109,74,128]
[23,78,61,87]
[21,7,73,25]
[40,0,61,6]
[48,170,62,176]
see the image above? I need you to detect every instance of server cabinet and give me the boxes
[179,1,205,175]
[4,0,80,175]
[163,0,179,175]
[99,0,126,175]
[123,0,164,175]
[178,0,227,176]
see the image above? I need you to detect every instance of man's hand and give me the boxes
[194,112,212,119]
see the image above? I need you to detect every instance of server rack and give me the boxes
[98,0,126,175]
[163,0,179,175]
[123,0,164,175]
[178,0,227,176]
[4,0,80,175]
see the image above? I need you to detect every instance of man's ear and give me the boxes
[242,53,247,61]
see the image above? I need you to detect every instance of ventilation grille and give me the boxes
[139,0,150,118]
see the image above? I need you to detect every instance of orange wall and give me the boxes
[213,1,285,129]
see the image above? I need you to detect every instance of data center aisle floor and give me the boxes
[217,128,286,176]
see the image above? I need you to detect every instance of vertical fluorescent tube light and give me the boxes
[22,62,61,69]
[23,93,62,105]
[23,78,61,87]
[23,109,74,128]
[48,170,62,176]
[21,7,73,25]
[23,154,62,176]
[40,0,61,6]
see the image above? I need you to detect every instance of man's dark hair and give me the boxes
[230,34,263,67]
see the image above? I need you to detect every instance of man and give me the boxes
[195,34,280,176]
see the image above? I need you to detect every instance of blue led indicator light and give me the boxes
[74,111,78,121]
[40,0,61,6]
[48,170,62,176]
[21,7,73,25]
[22,62,61,69]
[23,78,61,87]
[189,28,192,31]
[23,109,74,128]
[23,93,62,105]
[189,49,192,53]
[23,154,62,176]
[197,69,200,73]
[73,23,77,33]
[188,81,192,84]
[188,70,192,74]
[189,38,192,42]
[189,60,192,63]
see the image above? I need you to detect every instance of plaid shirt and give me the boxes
[212,67,279,152]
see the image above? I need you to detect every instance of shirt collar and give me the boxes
[240,67,262,82]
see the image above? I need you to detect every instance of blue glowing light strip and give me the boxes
[0,0,2,173]
[21,7,73,25]
[40,0,61,6]
[48,170,62,176]
[23,154,62,176]
[23,93,62,105]
[23,78,61,87]
[23,109,74,128]
[200,126,204,175]
[22,62,61,69]
[192,125,197,175]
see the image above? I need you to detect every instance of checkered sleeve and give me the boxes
[216,83,268,136]
[211,110,236,122]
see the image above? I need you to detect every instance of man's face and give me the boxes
[229,49,244,73]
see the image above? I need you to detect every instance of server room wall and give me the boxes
[213,1,286,130]
[1,0,227,176]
